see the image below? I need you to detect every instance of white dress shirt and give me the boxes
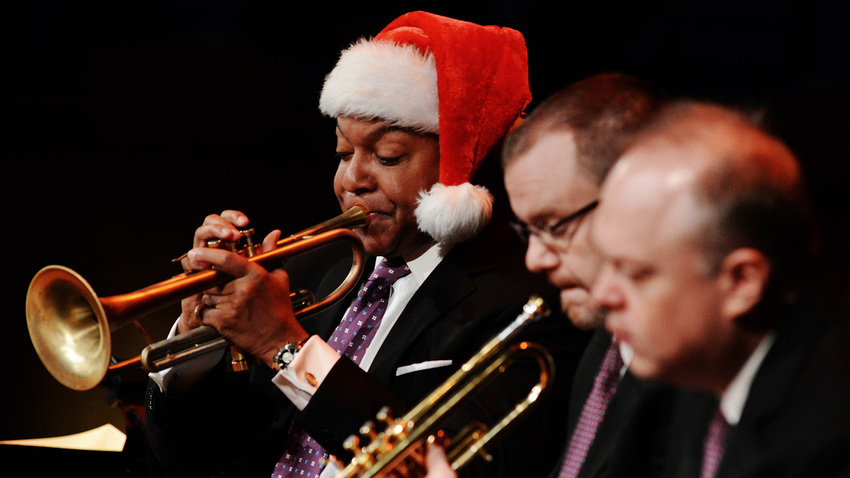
[719,333,776,425]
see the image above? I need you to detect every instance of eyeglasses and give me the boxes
[510,200,599,246]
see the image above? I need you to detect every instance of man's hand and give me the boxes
[175,210,307,367]
[425,443,458,478]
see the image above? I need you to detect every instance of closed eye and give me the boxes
[627,267,654,282]
[611,259,654,283]
[376,155,403,166]
[549,220,574,240]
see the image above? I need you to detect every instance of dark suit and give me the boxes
[546,328,677,478]
[665,302,850,478]
[144,212,589,478]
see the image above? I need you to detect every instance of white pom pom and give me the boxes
[415,183,494,244]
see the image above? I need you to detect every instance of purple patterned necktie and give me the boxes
[700,407,733,478]
[328,257,411,361]
[272,257,411,478]
[558,343,624,478]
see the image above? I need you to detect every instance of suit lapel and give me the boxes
[569,329,614,429]
[366,249,477,385]
[717,313,815,477]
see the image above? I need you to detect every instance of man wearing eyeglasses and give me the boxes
[498,73,679,478]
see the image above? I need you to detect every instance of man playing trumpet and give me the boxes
[145,11,586,478]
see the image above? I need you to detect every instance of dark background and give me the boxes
[4,0,849,475]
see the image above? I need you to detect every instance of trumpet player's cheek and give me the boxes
[333,162,379,254]
[334,165,357,219]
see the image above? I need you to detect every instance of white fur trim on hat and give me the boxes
[415,182,493,244]
[319,39,439,134]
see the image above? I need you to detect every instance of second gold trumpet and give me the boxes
[336,295,554,477]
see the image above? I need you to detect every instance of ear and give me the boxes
[716,248,770,322]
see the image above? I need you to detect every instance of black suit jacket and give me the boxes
[664,303,850,478]
[546,329,677,478]
[145,213,589,478]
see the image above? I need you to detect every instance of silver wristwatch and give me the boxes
[274,341,304,370]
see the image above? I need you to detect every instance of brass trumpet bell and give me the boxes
[26,265,112,391]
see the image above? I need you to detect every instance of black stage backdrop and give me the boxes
[4,1,849,476]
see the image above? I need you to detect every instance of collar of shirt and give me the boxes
[719,332,776,426]
[378,241,448,287]
[618,341,634,378]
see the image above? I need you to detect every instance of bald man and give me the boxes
[591,100,850,478]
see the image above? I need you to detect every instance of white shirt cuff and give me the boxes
[272,335,340,410]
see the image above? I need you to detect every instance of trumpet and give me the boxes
[336,295,554,478]
[25,206,368,391]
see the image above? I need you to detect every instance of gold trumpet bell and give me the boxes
[26,265,111,391]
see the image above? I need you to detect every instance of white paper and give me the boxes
[0,423,126,452]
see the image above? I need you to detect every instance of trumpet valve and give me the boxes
[343,435,361,453]
[359,420,378,442]
[375,405,397,431]
[239,228,260,257]
[205,228,262,257]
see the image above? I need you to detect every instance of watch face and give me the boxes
[276,343,302,370]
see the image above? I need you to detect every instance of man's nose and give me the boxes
[339,153,377,193]
[590,262,623,310]
[525,235,559,273]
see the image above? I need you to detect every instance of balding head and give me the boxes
[590,100,817,390]
[617,101,812,290]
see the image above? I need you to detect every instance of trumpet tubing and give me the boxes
[25,206,368,391]
[336,296,554,478]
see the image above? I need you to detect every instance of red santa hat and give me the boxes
[319,11,531,244]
